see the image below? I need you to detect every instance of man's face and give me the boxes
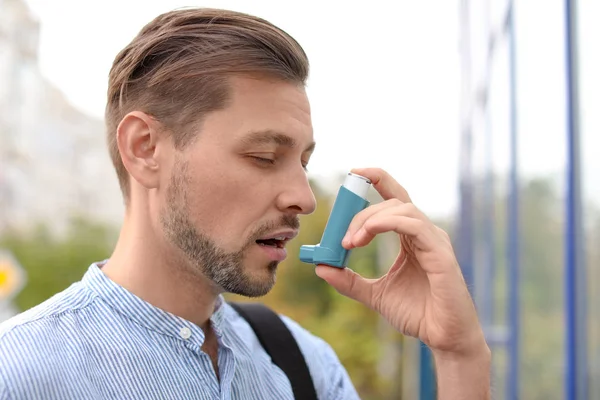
[159,76,317,297]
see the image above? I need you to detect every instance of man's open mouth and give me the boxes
[256,237,286,248]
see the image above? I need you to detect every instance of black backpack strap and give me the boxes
[228,302,318,400]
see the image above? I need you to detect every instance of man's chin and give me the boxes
[226,281,275,298]
[221,264,278,298]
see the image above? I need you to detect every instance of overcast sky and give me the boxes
[23,0,599,219]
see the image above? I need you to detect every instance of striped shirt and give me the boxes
[0,262,360,399]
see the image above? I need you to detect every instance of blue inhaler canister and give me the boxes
[299,172,371,268]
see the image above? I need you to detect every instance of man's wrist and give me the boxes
[432,340,492,400]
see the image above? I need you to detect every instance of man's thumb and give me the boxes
[315,265,374,307]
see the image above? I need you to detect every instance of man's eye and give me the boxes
[251,156,276,165]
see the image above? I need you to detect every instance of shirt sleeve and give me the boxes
[280,315,361,400]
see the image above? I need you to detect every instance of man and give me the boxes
[0,7,490,399]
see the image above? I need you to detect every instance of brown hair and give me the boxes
[105,7,310,199]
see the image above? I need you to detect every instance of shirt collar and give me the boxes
[82,261,229,346]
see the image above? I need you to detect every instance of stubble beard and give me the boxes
[160,159,297,298]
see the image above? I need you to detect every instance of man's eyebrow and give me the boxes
[241,130,316,152]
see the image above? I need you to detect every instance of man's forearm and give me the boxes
[433,344,492,400]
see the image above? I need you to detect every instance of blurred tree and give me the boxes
[1,215,117,312]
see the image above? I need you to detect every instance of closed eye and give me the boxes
[248,155,309,171]
[250,156,276,165]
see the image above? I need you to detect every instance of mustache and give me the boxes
[252,214,300,241]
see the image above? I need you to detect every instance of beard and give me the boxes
[160,158,299,297]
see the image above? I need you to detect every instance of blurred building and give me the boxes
[0,0,124,236]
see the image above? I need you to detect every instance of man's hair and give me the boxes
[105,8,310,199]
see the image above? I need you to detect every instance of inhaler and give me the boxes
[299,172,372,268]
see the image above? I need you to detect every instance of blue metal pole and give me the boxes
[419,344,436,400]
[506,3,520,400]
[460,151,475,297]
[564,0,587,398]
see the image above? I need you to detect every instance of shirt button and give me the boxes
[179,327,192,340]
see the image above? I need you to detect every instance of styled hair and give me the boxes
[105,8,310,199]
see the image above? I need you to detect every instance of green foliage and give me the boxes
[1,216,117,311]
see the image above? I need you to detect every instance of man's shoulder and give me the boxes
[226,302,338,364]
[267,311,360,399]
[278,314,338,362]
[0,281,100,397]
[0,281,95,340]
[0,280,97,368]
[226,302,360,399]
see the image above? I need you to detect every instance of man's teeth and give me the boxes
[274,236,285,240]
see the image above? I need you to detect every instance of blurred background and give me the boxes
[0,0,597,399]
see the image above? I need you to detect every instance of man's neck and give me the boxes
[101,211,219,328]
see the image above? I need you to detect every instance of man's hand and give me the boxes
[314,167,491,399]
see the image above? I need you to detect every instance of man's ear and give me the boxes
[116,111,165,191]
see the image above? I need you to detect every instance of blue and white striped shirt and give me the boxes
[0,262,360,399]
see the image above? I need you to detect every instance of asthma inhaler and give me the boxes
[299,172,372,268]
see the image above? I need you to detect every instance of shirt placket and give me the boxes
[215,335,236,400]
[175,322,220,399]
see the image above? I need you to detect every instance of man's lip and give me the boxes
[256,230,299,242]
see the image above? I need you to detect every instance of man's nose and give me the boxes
[276,175,317,215]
